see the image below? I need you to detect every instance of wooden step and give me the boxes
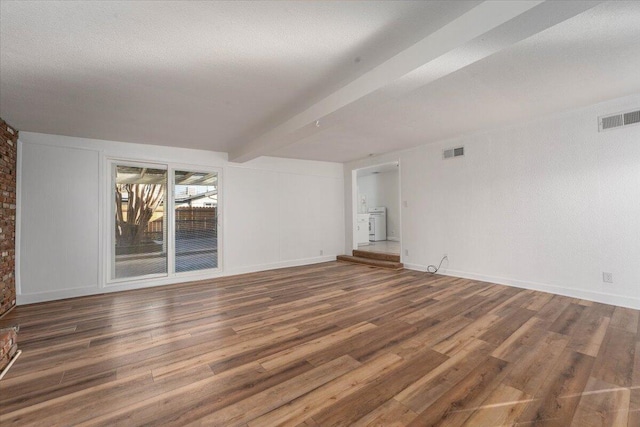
[352,250,400,263]
[336,255,403,270]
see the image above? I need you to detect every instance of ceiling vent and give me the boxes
[443,146,464,159]
[599,108,640,132]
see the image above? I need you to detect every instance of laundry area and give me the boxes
[368,206,386,241]
[354,162,400,255]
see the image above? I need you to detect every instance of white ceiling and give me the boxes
[2,1,639,163]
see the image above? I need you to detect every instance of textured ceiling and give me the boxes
[1,1,639,163]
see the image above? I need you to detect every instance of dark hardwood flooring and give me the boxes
[0,261,638,426]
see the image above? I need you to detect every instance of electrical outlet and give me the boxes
[404,249,409,256]
[320,249,324,256]
[602,272,613,283]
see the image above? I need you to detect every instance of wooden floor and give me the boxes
[1,262,638,426]
[358,240,401,255]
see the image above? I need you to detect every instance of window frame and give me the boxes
[104,158,223,287]
[171,166,222,276]
[107,159,169,284]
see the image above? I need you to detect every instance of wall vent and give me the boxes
[599,108,640,131]
[443,146,464,159]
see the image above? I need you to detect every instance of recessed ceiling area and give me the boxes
[2,1,639,163]
[357,162,399,178]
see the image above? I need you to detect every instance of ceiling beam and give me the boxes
[229,0,602,163]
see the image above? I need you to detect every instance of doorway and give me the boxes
[352,161,401,256]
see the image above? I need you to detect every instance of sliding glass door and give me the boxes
[110,162,220,282]
[174,170,219,273]
[113,164,168,279]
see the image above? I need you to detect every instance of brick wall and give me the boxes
[0,118,17,318]
[0,326,18,371]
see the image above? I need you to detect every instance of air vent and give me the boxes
[624,110,640,126]
[599,108,640,132]
[443,146,464,159]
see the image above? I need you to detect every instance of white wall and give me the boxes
[345,93,640,309]
[225,159,344,275]
[17,133,344,303]
[20,143,100,296]
[376,171,400,240]
[357,171,400,240]
[357,174,377,213]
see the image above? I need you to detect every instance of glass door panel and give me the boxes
[113,165,168,279]
[174,170,218,273]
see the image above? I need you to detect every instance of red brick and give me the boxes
[0,118,17,317]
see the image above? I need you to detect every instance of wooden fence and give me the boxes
[146,207,216,236]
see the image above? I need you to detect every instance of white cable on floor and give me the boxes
[426,255,448,274]
[0,350,22,381]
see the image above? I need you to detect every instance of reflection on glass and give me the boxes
[174,171,218,273]
[174,170,218,272]
[113,165,167,279]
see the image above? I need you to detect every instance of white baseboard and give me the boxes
[403,263,429,272]
[18,286,102,305]
[17,272,224,305]
[403,264,640,310]
[21,256,638,311]
[17,255,337,305]
[225,255,336,276]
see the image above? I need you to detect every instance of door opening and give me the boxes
[352,161,401,257]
